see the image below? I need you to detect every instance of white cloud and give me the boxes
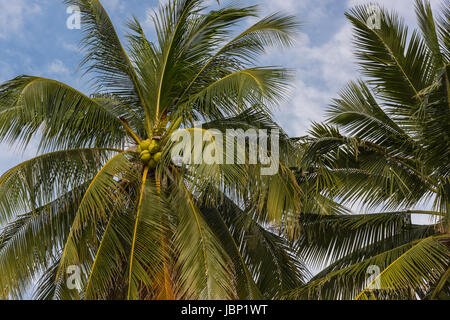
[264,0,443,136]
[101,0,125,12]
[268,24,356,135]
[266,11,357,136]
[62,42,82,53]
[0,0,41,39]
[46,59,69,75]
[257,0,331,21]
[275,79,334,136]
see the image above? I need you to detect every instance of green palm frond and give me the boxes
[429,267,450,299]
[297,1,450,300]
[0,148,117,222]
[415,0,447,69]
[437,0,450,60]
[416,65,450,179]
[200,194,309,299]
[295,212,440,270]
[199,205,263,300]
[184,67,294,118]
[347,4,433,109]
[287,235,449,300]
[63,0,148,118]
[169,171,235,299]
[85,208,134,300]
[0,77,126,151]
[172,11,299,119]
[305,124,434,210]
[32,257,80,300]
[56,152,137,289]
[0,185,88,299]
[355,235,450,300]
[327,80,413,150]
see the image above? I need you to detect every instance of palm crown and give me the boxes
[0,0,311,300]
[291,0,449,300]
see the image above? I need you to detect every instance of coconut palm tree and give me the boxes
[0,0,319,300]
[288,0,450,300]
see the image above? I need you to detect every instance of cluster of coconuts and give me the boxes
[138,139,162,168]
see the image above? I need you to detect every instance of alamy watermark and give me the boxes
[66,5,81,30]
[366,265,382,290]
[170,127,280,176]
[367,5,382,30]
[66,265,82,291]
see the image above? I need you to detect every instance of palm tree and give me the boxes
[289,0,450,300]
[0,0,314,300]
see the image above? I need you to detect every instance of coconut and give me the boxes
[149,140,161,154]
[140,151,151,162]
[153,152,162,163]
[140,139,152,151]
[148,159,158,169]
[137,145,142,154]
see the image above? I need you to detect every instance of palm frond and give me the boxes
[415,0,447,70]
[287,235,449,300]
[57,152,137,285]
[63,0,148,123]
[0,148,117,222]
[0,76,126,151]
[0,186,86,299]
[169,171,235,299]
[347,4,433,109]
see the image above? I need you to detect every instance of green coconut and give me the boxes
[140,150,152,162]
[149,140,161,154]
[137,145,142,154]
[140,139,152,151]
[148,159,158,169]
[153,152,162,163]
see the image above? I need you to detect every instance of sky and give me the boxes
[0,0,444,222]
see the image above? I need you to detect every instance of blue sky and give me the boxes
[0,0,443,221]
